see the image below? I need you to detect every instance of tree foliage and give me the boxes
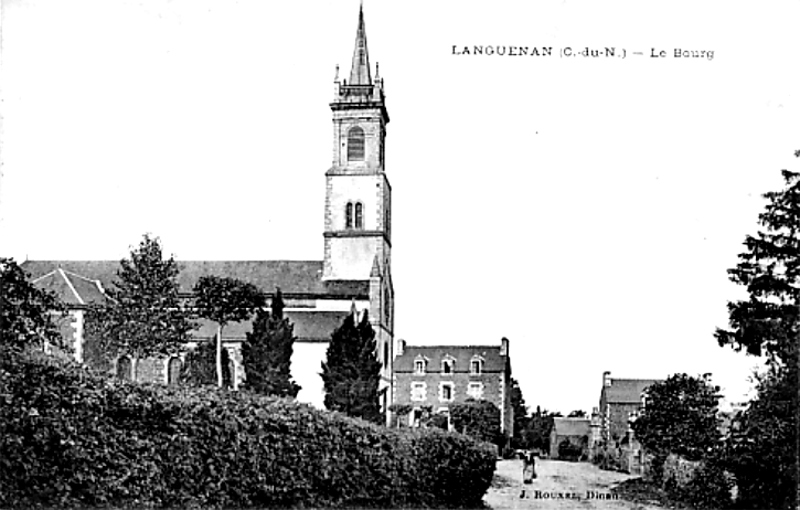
[193,275,264,387]
[715,157,799,509]
[89,235,192,378]
[509,378,529,449]
[179,340,232,388]
[321,309,383,424]
[715,167,799,364]
[523,406,559,452]
[450,398,502,445]
[567,410,587,418]
[242,289,301,398]
[631,373,721,461]
[0,258,64,352]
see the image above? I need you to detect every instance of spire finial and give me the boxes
[375,62,380,80]
[334,64,339,81]
[348,4,372,86]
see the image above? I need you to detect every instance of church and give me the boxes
[22,6,396,421]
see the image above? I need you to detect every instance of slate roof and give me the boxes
[552,418,591,437]
[193,310,348,342]
[604,379,661,404]
[30,268,109,306]
[394,345,508,373]
[21,260,369,298]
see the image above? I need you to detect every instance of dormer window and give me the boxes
[470,357,484,375]
[347,126,365,161]
[414,359,426,374]
[441,357,455,375]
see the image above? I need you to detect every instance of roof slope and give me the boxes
[21,260,369,298]
[553,418,591,437]
[193,310,348,342]
[31,268,108,306]
[604,379,661,404]
[395,344,507,373]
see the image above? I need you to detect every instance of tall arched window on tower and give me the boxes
[348,126,365,161]
[345,202,354,229]
[355,202,364,229]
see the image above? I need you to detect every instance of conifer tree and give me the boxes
[715,158,799,509]
[242,289,301,398]
[321,309,382,423]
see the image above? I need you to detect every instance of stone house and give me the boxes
[392,338,513,444]
[597,371,661,445]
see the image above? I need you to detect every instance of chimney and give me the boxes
[500,337,509,356]
[396,338,406,356]
[603,371,611,387]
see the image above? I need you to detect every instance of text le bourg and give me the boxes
[451,45,714,60]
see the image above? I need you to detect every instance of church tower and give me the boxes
[323,6,391,283]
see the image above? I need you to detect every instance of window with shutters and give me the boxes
[347,126,365,161]
[440,382,454,402]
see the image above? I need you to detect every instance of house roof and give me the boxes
[552,418,591,437]
[394,344,508,373]
[31,268,109,306]
[604,379,661,404]
[193,310,349,342]
[21,260,369,298]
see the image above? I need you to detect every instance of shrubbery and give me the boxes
[0,347,495,508]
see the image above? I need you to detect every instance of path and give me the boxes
[484,459,666,509]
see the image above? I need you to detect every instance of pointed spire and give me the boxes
[349,4,372,85]
[350,299,359,319]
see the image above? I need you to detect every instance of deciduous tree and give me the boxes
[0,258,64,352]
[242,289,301,398]
[179,340,232,388]
[631,373,721,462]
[90,235,192,380]
[450,398,502,445]
[320,309,382,423]
[193,275,265,388]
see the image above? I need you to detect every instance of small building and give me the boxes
[550,417,591,460]
[392,338,513,446]
[598,371,662,445]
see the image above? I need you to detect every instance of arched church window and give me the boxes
[348,126,365,161]
[355,202,363,229]
[384,286,391,324]
[345,202,354,229]
[116,355,132,381]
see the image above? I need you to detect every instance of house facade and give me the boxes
[597,371,661,445]
[22,6,396,422]
[392,338,513,443]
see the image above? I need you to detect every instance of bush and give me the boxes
[0,347,495,509]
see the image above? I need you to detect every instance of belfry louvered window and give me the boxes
[348,126,365,161]
[346,202,354,229]
[355,202,363,229]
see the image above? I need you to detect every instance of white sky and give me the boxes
[2,0,798,414]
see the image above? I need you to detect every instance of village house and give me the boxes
[391,338,514,445]
[597,371,661,445]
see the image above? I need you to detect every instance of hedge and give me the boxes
[0,347,495,508]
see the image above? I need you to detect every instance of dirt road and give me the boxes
[484,459,665,510]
